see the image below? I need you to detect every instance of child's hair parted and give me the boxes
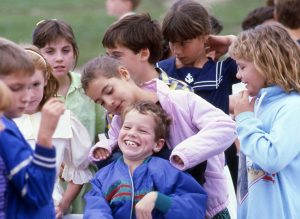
[0,80,12,114]
[0,37,34,77]
[121,100,172,141]
[81,55,123,91]
[24,45,59,107]
[32,19,79,67]
[229,23,300,92]
[162,0,210,42]
[102,13,163,64]
[275,0,300,29]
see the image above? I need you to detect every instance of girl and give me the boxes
[229,23,300,219]
[32,19,106,143]
[13,46,92,218]
[82,55,237,219]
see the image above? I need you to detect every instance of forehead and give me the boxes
[124,110,155,126]
[85,75,111,98]
[0,72,31,84]
[43,37,72,48]
[106,45,134,55]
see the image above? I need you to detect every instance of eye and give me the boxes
[62,48,71,54]
[123,125,131,130]
[105,87,113,95]
[139,129,148,134]
[45,49,54,54]
[32,82,41,87]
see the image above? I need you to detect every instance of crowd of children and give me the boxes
[1,0,300,218]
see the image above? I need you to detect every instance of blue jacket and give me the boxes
[236,86,300,219]
[84,156,207,219]
[0,116,56,219]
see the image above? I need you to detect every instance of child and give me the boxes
[105,0,140,19]
[82,55,236,218]
[32,19,106,143]
[102,13,191,92]
[274,0,300,44]
[228,23,300,218]
[84,100,207,219]
[13,45,92,218]
[0,80,11,218]
[156,0,239,205]
[0,37,65,218]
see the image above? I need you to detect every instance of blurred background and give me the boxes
[0,0,263,68]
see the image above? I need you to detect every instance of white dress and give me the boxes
[14,110,93,205]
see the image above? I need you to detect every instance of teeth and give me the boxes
[125,140,137,147]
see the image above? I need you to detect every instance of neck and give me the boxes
[57,74,71,97]
[176,54,208,68]
[136,64,159,86]
[135,87,158,103]
[124,158,143,174]
[287,27,300,41]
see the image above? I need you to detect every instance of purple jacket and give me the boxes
[90,79,236,217]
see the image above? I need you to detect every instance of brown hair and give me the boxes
[102,13,163,64]
[242,6,274,30]
[121,100,172,141]
[275,0,300,29]
[32,19,79,67]
[162,0,210,42]
[24,45,59,108]
[0,37,34,77]
[81,55,123,91]
[229,23,300,92]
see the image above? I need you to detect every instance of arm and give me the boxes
[0,99,65,207]
[235,91,300,173]
[206,34,236,61]
[170,91,237,170]
[56,181,83,218]
[88,116,122,161]
[84,177,113,219]
[137,159,207,219]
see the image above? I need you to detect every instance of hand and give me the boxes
[37,98,65,147]
[172,155,184,166]
[234,90,255,116]
[135,191,157,219]
[206,35,236,60]
[55,201,69,219]
[93,147,111,160]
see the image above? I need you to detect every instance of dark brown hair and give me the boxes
[121,100,172,141]
[162,0,210,42]
[242,6,274,30]
[102,13,163,64]
[32,19,79,67]
[275,0,300,29]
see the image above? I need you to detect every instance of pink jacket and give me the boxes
[90,79,237,218]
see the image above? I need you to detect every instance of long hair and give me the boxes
[229,23,300,92]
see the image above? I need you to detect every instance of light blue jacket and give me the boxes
[236,86,300,219]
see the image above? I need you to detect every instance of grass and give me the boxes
[0,0,264,68]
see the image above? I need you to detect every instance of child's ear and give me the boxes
[153,139,165,153]
[139,48,150,62]
[118,66,131,80]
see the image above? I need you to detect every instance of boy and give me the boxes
[84,101,207,219]
[0,37,65,218]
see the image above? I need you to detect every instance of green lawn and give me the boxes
[0,0,264,68]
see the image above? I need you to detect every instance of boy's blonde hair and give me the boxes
[0,37,34,77]
[229,23,300,92]
[0,80,12,114]
[24,45,58,109]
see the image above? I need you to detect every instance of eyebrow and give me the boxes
[95,83,109,103]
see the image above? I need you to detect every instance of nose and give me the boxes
[127,128,136,138]
[103,97,115,112]
[55,51,63,62]
[21,88,31,104]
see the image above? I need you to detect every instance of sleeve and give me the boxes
[83,176,113,219]
[62,114,93,184]
[152,160,207,219]
[236,103,300,173]
[0,126,56,208]
[95,103,106,139]
[170,91,237,170]
[223,57,240,86]
[88,116,121,161]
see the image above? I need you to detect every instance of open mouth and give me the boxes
[124,140,138,147]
